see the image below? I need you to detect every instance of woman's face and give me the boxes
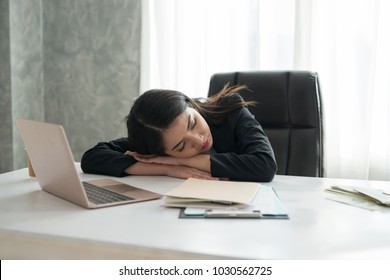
[163,108,213,158]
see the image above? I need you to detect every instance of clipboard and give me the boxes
[178,185,289,219]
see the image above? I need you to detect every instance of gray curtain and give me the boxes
[0,0,141,173]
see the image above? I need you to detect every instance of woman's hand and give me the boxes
[165,165,218,180]
[125,151,181,165]
[125,151,219,180]
[124,158,218,181]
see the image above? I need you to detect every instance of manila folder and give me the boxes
[163,178,261,209]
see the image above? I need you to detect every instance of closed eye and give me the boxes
[191,117,197,129]
[171,113,195,153]
[178,142,185,152]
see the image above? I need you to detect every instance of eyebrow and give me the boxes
[171,113,191,151]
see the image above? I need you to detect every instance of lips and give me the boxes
[202,137,210,151]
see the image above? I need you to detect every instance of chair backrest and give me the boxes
[208,71,324,177]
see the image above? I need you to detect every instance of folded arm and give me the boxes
[81,138,216,180]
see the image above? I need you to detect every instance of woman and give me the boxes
[81,85,277,182]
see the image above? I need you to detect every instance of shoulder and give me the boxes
[212,100,255,131]
[217,93,245,106]
[93,137,129,151]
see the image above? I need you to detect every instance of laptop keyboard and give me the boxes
[82,181,134,204]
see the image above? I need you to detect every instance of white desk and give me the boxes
[1,165,390,259]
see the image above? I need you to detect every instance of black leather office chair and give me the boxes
[208,71,324,177]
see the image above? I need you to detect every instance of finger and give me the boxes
[219,177,230,181]
[137,153,158,158]
[190,171,219,180]
[125,151,157,160]
[125,151,144,157]
[191,175,220,180]
[205,177,220,180]
[133,155,152,163]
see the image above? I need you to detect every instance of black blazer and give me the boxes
[208,101,277,181]
[81,99,277,182]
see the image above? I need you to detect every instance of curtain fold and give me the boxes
[141,0,390,180]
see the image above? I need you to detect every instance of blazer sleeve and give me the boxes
[80,138,137,177]
[210,106,278,182]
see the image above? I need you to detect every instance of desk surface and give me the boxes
[1,165,390,259]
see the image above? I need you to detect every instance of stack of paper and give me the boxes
[163,178,261,209]
[325,185,390,210]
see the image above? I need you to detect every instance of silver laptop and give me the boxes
[16,118,162,209]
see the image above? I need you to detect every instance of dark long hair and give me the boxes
[126,85,254,155]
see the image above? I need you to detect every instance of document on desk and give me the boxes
[325,185,390,210]
[163,178,289,219]
[163,178,260,210]
[180,185,288,219]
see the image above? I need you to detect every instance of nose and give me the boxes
[188,133,204,149]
